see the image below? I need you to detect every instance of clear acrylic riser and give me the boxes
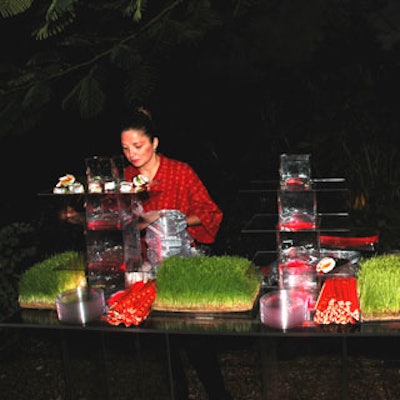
[38,191,145,298]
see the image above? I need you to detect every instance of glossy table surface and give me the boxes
[2,306,400,338]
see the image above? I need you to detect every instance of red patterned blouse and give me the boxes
[124,154,223,244]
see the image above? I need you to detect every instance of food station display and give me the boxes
[2,154,400,400]
[5,153,400,332]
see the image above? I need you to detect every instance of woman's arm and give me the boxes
[185,214,201,227]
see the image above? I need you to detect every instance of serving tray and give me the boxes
[152,287,261,314]
[361,312,400,322]
[19,301,56,310]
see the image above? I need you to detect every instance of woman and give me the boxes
[120,107,223,254]
[120,107,231,400]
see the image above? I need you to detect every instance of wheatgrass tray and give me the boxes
[357,253,400,321]
[18,251,86,310]
[152,255,263,313]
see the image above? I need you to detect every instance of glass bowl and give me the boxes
[56,287,105,325]
[260,289,306,330]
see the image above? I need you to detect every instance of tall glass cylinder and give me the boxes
[277,189,317,231]
[279,153,312,190]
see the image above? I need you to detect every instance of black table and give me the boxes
[1,307,400,400]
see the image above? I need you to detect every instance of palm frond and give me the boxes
[78,73,105,118]
[123,0,148,22]
[0,0,33,18]
[4,70,37,89]
[61,81,80,111]
[45,0,78,21]
[62,69,106,118]
[26,51,64,68]
[22,82,53,109]
[232,0,260,17]
[110,44,142,70]
[35,0,77,39]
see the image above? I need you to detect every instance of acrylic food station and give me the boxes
[21,153,375,326]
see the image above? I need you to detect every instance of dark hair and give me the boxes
[120,106,157,142]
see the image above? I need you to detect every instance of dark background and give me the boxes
[1,0,400,253]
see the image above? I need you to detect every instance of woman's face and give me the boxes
[121,129,158,169]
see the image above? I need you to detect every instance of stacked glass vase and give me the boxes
[277,154,320,320]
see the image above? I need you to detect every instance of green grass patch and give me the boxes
[358,253,400,315]
[154,255,263,311]
[18,251,86,308]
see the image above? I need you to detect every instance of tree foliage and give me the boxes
[0,0,256,136]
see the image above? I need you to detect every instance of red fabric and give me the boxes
[124,154,223,244]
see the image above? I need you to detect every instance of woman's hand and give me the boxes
[138,210,163,229]
[59,206,85,225]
